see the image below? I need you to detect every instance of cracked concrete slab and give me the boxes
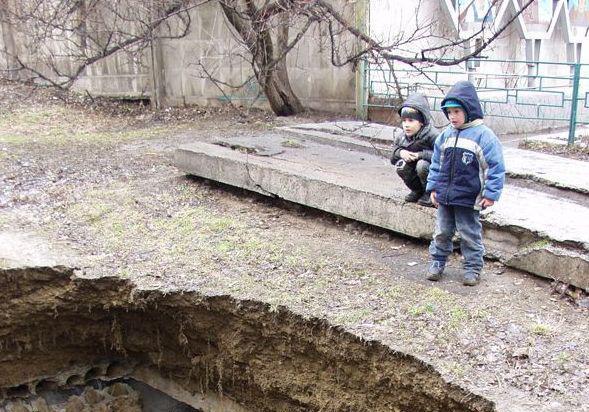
[175,133,589,291]
[502,148,589,193]
[279,123,589,194]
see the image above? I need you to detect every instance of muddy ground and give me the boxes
[0,80,588,411]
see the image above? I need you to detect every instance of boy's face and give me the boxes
[402,117,423,137]
[447,107,466,127]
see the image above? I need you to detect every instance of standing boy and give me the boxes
[390,94,438,207]
[426,81,505,286]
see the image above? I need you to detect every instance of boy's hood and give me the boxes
[440,81,484,122]
[398,93,432,126]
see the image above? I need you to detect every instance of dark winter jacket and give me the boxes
[390,93,438,165]
[426,81,505,210]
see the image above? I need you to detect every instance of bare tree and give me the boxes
[217,1,318,115]
[0,0,536,115]
[0,0,203,88]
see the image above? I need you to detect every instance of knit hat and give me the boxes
[399,106,425,124]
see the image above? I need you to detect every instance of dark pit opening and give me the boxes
[106,361,129,379]
[6,384,28,399]
[65,374,83,386]
[34,379,59,393]
[2,379,200,412]
[83,367,102,382]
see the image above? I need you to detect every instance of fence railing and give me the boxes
[360,58,589,145]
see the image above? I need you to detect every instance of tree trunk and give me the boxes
[263,16,304,116]
[149,0,166,109]
[0,4,19,80]
[219,2,304,116]
[263,67,304,116]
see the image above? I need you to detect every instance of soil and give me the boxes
[0,266,492,412]
[0,80,588,411]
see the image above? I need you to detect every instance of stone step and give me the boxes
[174,134,589,291]
[279,123,589,195]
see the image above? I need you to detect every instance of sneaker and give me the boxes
[404,191,423,203]
[427,261,445,281]
[417,192,434,207]
[463,272,480,286]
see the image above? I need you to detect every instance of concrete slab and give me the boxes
[0,231,79,269]
[174,134,589,291]
[283,121,398,144]
[502,148,589,194]
[280,123,589,194]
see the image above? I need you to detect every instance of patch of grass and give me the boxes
[334,307,372,325]
[381,286,402,302]
[205,216,236,232]
[283,254,301,267]
[527,239,551,250]
[398,285,477,334]
[426,287,452,302]
[241,238,265,254]
[281,139,305,149]
[68,189,151,252]
[156,208,204,237]
[470,307,490,320]
[530,323,551,336]
[0,106,176,145]
[64,184,321,285]
[409,303,437,317]
[310,258,330,273]
[116,268,132,278]
[347,268,368,278]
[448,306,468,327]
[176,183,203,201]
[555,351,570,365]
[444,361,466,378]
[84,202,113,224]
[215,240,237,253]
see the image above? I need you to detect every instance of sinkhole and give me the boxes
[0,266,495,412]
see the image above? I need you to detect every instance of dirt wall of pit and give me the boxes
[0,266,494,412]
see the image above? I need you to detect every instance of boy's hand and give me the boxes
[480,198,494,209]
[400,150,419,162]
[430,191,439,208]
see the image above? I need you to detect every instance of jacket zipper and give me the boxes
[445,130,460,204]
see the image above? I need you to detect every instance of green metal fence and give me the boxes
[359,58,589,145]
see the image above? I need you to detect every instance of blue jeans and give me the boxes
[429,204,485,273]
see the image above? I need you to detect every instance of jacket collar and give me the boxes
[456,118,484,130]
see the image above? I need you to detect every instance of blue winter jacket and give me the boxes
[426,81,505,210]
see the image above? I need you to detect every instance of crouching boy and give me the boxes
[390,94,438,207]
[426,81,505,286]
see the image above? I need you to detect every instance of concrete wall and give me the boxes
[0,0,355,112]
[2,0,589,127]
[75,1,356,112]
[151,1,356,112]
